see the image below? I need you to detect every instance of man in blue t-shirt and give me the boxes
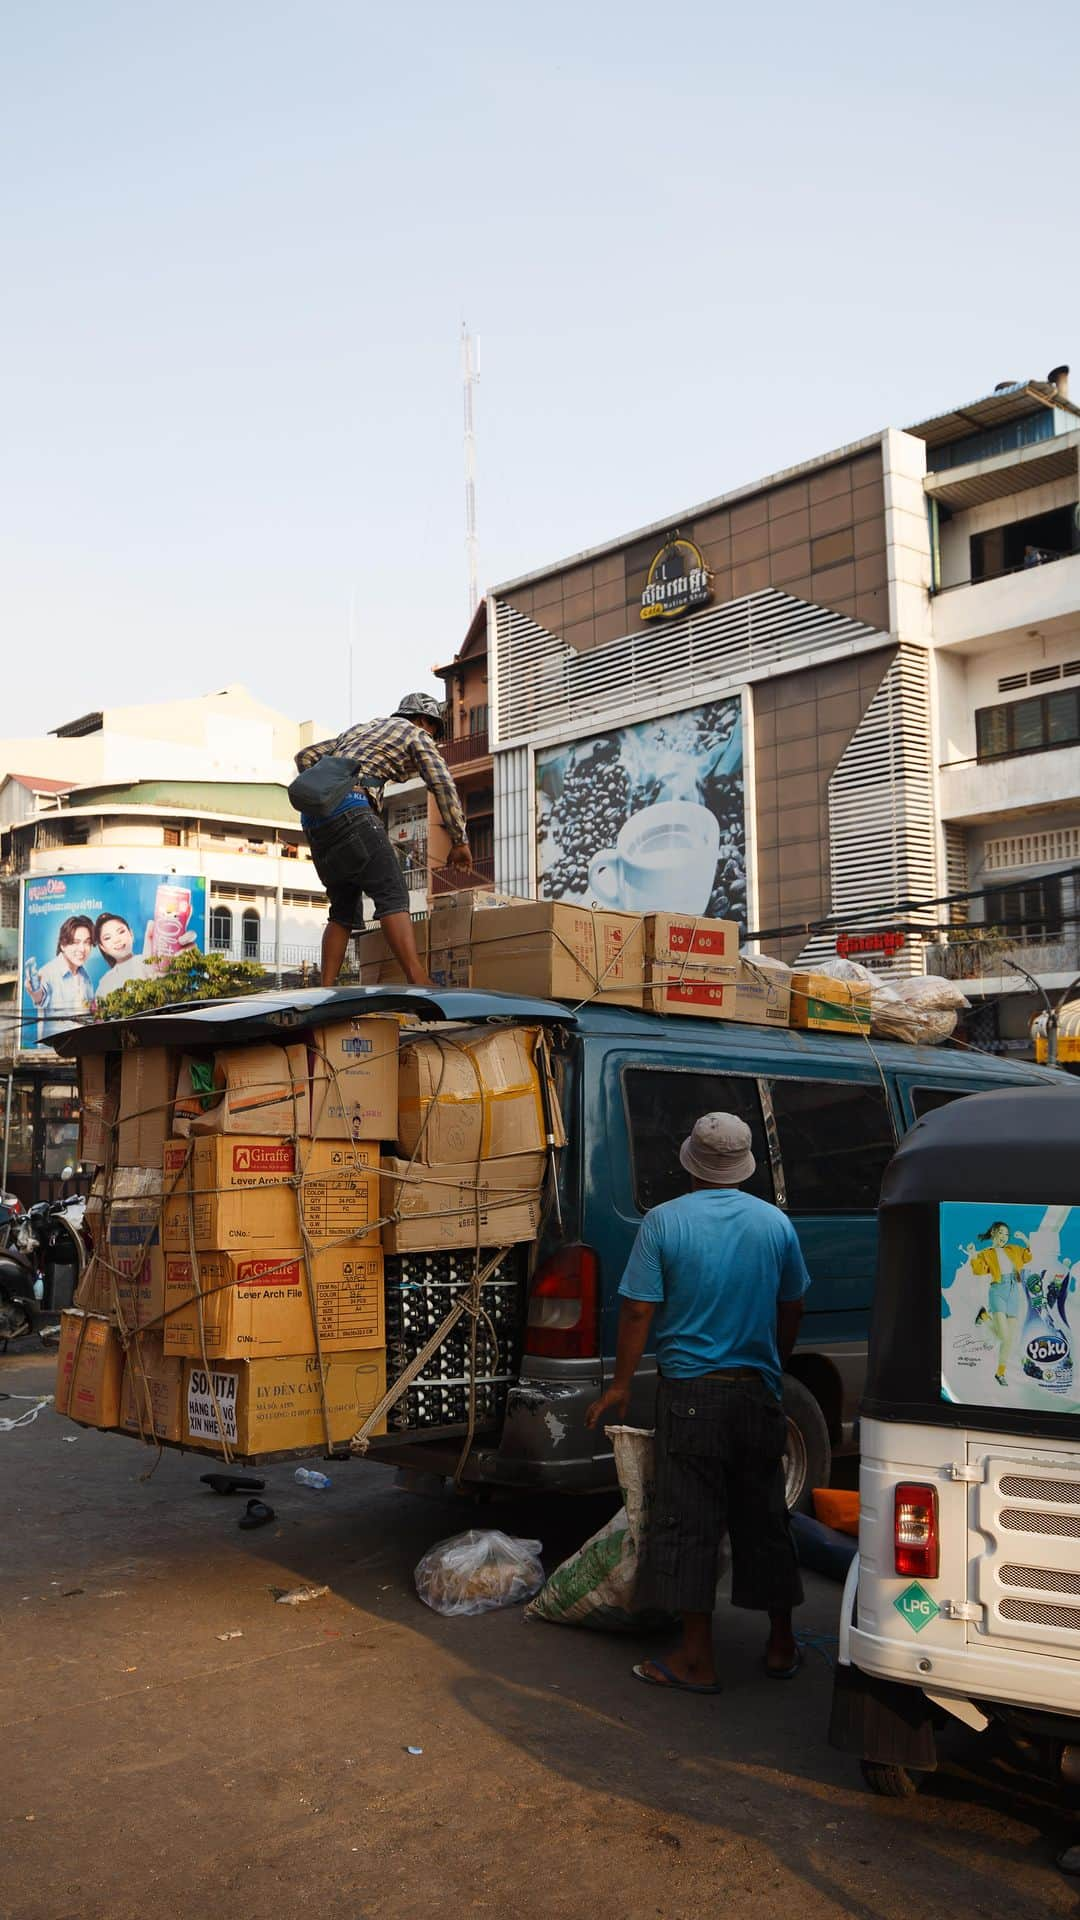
[586,1111,811,1693]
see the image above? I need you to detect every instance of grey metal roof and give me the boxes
[906,380,1080,448]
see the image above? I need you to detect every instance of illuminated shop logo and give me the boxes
[640,534,713,623]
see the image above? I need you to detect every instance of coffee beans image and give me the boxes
[536,699,747,929]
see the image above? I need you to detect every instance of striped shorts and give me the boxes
[648,1372,804,1616]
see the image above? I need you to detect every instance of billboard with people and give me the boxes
[19,872,208,1051]
[535,696,746,925]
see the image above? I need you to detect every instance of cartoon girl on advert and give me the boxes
[964,1221,1032,1387]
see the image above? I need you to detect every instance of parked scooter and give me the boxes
[0,1169,87,1347]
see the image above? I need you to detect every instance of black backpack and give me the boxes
[287,755,361,820]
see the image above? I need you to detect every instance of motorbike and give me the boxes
[0,1168,88,1348]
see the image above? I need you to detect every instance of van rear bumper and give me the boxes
[471,1368,619,1491]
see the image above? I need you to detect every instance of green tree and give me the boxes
[92,948,266,1021]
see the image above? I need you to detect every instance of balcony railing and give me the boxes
[933,548,1073,595]
[926,927,1080,981]
[428,856,496,896]
[444,729,489,766]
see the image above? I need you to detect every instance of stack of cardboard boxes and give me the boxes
[56,1011,560,1458]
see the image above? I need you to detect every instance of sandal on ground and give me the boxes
[238,1499,275,1530]
[201,1472,266,1496]
[762,1646,803,1680]
[632,1659,723,1694]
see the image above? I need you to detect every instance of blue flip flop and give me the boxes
[762,1647,803,1680]
[633,1659,723,1695]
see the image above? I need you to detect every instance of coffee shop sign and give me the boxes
[640,535,713,623]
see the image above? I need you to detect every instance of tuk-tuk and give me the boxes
[830,1086,1080,1797]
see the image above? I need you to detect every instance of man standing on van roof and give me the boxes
[586,1112,811,1692]
[293,693,472,988]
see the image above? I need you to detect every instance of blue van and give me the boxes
[360,988,1071,1504]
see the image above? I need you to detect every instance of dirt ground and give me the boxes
[2,1346,1077,1920]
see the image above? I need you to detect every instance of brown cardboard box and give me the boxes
[429,897,475,988]
[353,921,430,986]
[644,969,740,1018]
[77,1053,120,1167]
[172,1054,217,1135]
[644,912,741,973]
[397,1025,559,1165]
[106,1171,165,1330]
[117,1048,177,1168]
[381,1151,546,1253]
[160,1136,381,1252]
[468,903,645,1007]
[789,971,872,1033]
[309,1017,399,1141]
[182,1349,387,1455]
[119,1333,184,1443]
[162,1245,384,1359]
[73,1254,116,1316]
[188,1043,311,1137]
[55,1308,84,1414]
[63,1312,124,1429]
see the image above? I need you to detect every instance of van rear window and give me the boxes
[624,1069,773,1213]
[767,1077,895,1212]
[910,1086,967,1120]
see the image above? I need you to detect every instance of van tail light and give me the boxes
[894,1482,940,1579]
[525,1246,599,1360]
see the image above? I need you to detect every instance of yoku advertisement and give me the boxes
[535,697,746,923]
[941,1201,1080,1414]
[20,872,208,1051]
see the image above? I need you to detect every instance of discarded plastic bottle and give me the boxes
[294,1468,332,1490]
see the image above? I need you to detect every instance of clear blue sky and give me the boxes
[2,0,1076,740]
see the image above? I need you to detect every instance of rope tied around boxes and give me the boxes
[76,1018,559,1475]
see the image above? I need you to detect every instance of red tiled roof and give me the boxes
[7,774,76,793]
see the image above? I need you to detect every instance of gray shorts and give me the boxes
[648,1372,803,1616]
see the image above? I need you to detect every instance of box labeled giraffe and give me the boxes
[162,1245,384,1359]
[161,1137,381,1252]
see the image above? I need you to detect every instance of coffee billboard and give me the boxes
[535,697,746,926]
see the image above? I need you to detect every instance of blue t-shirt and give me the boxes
[618,1188,812,1395]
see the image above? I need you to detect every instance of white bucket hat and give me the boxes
[678,1112,756,1186]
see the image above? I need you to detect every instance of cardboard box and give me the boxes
[172,1054,218,1135]
[182,1349,387,1455]
[731,962,791,1028]
[429,897,475,988]
[397,1025,559,1165]
[644,913,740,973]
[381,1151,546,1253]
[119,1333,184,1443]
[163,1245,384,1359]
[77,1053,120,1167]
[188,1043,311,1137]
[309,1017,399,1141]
[789,971,872,1034]
[468,902,645,1008]
[60,1311,124,1429]
[73,1254,116,1317]
[106,1173,165,1331]
[644,969,740,1018]
[160,1136,381,1252]
[353,921,430,986]
[117,1048,177,1169]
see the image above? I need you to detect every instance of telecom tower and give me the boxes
[461,323,479,617]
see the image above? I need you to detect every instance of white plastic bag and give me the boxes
[811,958,968,1045]
[526,1426,675,1632]
[414,1529,544,1616]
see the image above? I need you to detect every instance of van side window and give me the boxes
[624,1069,773,1213]
[767,1078,895,1212]
[911,1086,967,1120]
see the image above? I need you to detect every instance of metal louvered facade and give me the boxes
[797,649,938,975]
[491,588,891,749]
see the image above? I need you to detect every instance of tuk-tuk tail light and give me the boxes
[894,1482,940,1580]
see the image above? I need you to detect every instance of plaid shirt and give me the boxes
[295,715,468,845]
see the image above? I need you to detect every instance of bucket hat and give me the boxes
[678,1112,756,1186]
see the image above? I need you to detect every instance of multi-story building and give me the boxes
[478,364,1080,1058]
[430,602,495,888]
[906,369,1080,1050]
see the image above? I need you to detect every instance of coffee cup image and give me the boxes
[588,801,721,914]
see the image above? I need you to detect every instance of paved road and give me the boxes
[2,1347,1075,1920]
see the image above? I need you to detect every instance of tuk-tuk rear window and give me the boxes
[624,1068,774,1213]
[767,1077,895,1212]
[910,1085,967,1120]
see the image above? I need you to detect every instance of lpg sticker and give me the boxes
[187,1367,238,1442]
[894,1582,940,1634]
